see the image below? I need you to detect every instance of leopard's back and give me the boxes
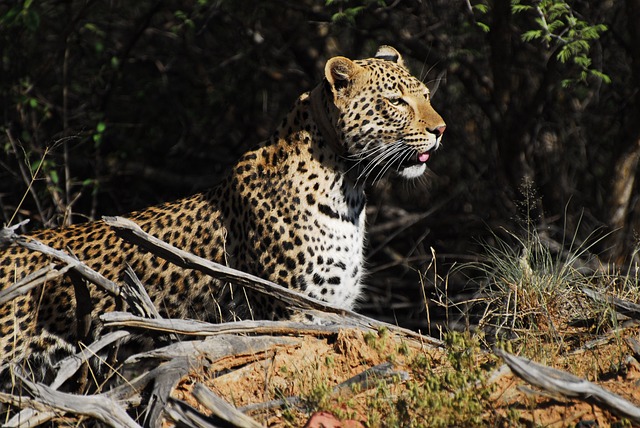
[0,192,229,371]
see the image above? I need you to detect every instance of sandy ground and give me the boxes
[170,326,640,427]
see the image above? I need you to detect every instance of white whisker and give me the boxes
[346,139,417,186]
[360,143,406,185]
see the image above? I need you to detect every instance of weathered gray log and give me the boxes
[0,264,69,305]
[122,265,163,319]
[107,335,297,427]
[165,398,223,428]
[101,311,347,337]
[50,330,131,390]
[0,393,56,427]
[0,225,120,296]
[582,287,640,319]
[3,331,133,427]
[103,215,441,346]
[124,334,298,364]
[103,216,355,313]
[6,375,141,428]
[495,348,640,423]
[191,383,263,428]
[144,358,191,428]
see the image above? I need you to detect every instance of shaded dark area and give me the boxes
[1,0,639,333]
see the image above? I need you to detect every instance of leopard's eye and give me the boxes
[388,97,405,106]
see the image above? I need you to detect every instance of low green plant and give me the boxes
[466,204,611,357]
[363,331,497,427]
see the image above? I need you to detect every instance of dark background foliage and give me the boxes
[2,0,639,331]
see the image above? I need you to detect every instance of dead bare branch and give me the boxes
[101,311,346,337]
[103,215,442,347]
[582,287,640,319]
[0,264,72,305]
[0,226,120,296]
[5,374,141,428]
[191,383,263,428]
[495,348,640,423]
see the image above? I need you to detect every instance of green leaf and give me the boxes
[23,9,40,31]
[573,55,591,68]
[476,22,490,33]
[49,169,59,185]
[557,48,571,63]
[522,30,542,42]
[511,5,531,14]
[96,121,106,133]
[590,69,612,84]
[474,4,489,14]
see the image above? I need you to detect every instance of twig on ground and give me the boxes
[102,312,345,337]
[4,374,141,428]
[495,348,640,423]
[583,287,640,319]
[190,383,263,428]
[0,225,120,296]
[241,362,408,413]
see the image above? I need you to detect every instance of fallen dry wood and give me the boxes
[50,330,131,390]
[582,287,640,319]
[165,398,222,428]
[103,216,360,313]
[0,225,120,296]
[110,335,298,427]
[101,311,349,337]
[0,264,71,305]
[0,217,441,427]
[121,265,163,319]
[0,394,58,427]
[123,334,299,364]
[103,215,442,347]
[3,331,133,427]
[8,374,141,428]
[190,383,263,428]
[495,348,640,423]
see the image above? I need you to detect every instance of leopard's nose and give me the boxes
[429,125,446,137]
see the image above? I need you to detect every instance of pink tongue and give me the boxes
[418,152,430,163]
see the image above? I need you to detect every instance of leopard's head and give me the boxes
[325,46,446,181]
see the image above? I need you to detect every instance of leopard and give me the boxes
[0,45,445,382]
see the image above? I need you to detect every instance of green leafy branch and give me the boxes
[512,0,610,86]
[325,0,387,25]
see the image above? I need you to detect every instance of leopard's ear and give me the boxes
[325,56,360,90]
[375,45,407,70]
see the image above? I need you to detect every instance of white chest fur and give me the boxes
[298,178,366,310]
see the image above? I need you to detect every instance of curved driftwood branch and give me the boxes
[495,348,640,423]
[103,215,442,347]
[0,225,120,296]
[6,374,141,428]
[582,287,640,319]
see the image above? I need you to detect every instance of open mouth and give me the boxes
[401,150,432,168]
